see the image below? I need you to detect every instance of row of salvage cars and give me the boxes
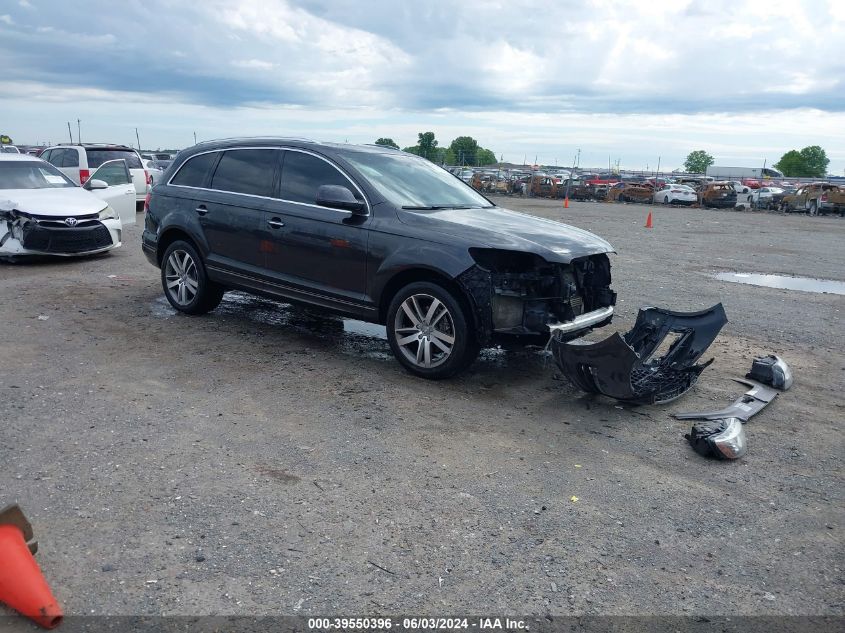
[470,171,845,215]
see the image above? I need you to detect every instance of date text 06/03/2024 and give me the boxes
[307,618,528,630]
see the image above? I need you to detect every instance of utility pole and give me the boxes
[135,128,141,151]
[77,119,81,144]
[193,131,197,145]
[67,122,73,143]
[656,156,661,178]
[563,151,579,204]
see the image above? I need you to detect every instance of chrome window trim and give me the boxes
[166,146,370,215]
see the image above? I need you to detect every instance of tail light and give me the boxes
[144,192,151,212]
[79,169,90,184]
[145,170,151,185]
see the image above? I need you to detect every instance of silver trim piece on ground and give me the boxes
[547,306,614,335]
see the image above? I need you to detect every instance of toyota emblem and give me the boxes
[64,217,78,227]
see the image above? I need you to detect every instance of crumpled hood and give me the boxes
[397,205,614,262]
[0,188,107,217]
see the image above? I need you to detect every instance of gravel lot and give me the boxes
[1,199,843,624]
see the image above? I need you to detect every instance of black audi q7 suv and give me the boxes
[142,138,617,378]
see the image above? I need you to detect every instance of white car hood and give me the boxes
[0,187,107,217]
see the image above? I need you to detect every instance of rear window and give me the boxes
[86,149,142,169]
[210,149,278,197]
[170,152,218,187]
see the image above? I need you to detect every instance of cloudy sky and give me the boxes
[1,0,843,173]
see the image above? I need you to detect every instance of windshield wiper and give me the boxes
[401,204,487,210]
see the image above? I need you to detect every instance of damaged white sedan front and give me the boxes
[1,154,135,259]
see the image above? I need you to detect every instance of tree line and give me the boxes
[374,133,497,166]
[684,146,830,178]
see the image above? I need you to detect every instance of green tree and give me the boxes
[774,150,804,177]
[446,136,498,166]
[417,132,438,160]
[774,146,829,177]
[799,145,829,177]
[374,137,399,149]
[683,150,715,174]
[449,136,480,165]
[476,148,497,166]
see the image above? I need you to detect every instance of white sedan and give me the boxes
[750,186,784,209]
[653,183,698,205]
[143,159,167,187]
[0,154,135,258]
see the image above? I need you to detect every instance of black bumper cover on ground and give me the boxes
[552,303,728,404]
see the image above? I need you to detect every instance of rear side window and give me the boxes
[87,149,142,169]
[170,152,218,187]
[45,149,65,166]
[281,151,357,205]
[210,149,278,197]
[90,160,132,186]
[61,149,79,168]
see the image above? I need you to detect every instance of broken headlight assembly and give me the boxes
[685,418,747,460]
[746,354,792,390]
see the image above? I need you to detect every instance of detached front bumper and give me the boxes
[552,303,727,404]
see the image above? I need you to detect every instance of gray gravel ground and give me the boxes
[1,199,843,625]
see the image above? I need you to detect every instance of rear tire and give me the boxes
[161,240,224,315]
[386,281,479,379]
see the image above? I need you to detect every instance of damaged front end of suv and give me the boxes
[457,248,617,345]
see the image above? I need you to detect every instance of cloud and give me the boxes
[0,0,841,114]
[0,0,843,173]
[231,59,277,70]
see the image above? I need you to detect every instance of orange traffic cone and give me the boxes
[645,212,653,229]
[564,197,569,208]
[0,505,63,629]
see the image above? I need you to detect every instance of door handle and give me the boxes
[267,217,285,229]
[195,205,208,216]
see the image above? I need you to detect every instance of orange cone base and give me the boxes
[645,212,653,229]
[0,525,63,629]
[564,197,569,208]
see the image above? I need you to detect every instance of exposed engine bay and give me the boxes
[458,249,617,344]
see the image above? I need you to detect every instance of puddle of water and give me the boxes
[151,291,392,359]
[150,291,556,368]
[714,272,845,295]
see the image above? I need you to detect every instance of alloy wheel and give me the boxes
[164,249,199,306]
[393,293,456,369]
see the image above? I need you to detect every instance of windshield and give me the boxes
[0,160,76,189]
[342,151,494,209]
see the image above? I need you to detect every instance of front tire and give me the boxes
[161,240,224,314]
[386,281,479,379]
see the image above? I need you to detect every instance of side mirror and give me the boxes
[315,185,365,214]
[85,179,109,190]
